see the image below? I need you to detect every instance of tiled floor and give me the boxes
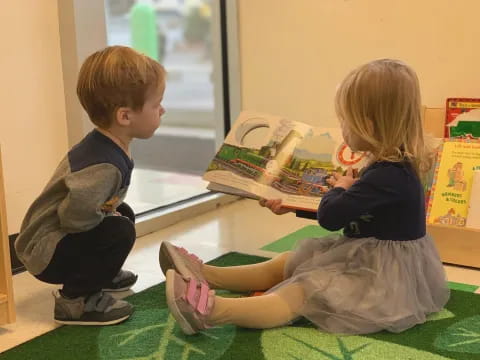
[1,199,480,353]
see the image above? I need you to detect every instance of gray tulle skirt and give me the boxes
[266,234,450,335]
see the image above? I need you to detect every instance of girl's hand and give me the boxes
[259,198,294,215]
[329,167,358,190]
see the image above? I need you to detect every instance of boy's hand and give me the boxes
[329,167,358,190]
[259,198,294,215]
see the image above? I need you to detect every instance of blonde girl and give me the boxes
[159,59,450,335]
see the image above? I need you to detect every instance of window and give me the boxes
[104,0,228,214]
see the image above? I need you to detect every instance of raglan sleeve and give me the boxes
[57,163,122,233]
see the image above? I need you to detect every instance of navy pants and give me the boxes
[36,203,136,297]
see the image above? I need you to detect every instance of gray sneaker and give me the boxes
[103,270,138,292]
[53,290,134,326]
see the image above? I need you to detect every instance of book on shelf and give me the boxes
[445,98,480,139]
[466,170,480,229]
[203,111,368,211]
[426,138,480,229]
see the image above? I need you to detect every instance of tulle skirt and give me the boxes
[266,234,450,334]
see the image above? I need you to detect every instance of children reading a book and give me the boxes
[15,46,166,326]
[159,59,450,335]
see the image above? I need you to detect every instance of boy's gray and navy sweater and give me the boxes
[15,130,134,275]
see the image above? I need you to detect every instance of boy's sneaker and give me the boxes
[103,270,138,292]
[53,290,134,326]
[165,269,215,335]
[159,241,206,283]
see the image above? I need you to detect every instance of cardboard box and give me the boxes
[424,107,480,268]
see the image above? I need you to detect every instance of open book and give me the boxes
[203,111,369,211]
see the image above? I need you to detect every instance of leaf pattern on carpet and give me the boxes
[97,308,236,360]
[261,327,453,360]
[434,315,480,354]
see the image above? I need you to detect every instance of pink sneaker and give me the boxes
[159,241,206,283]
[165,269,215,335]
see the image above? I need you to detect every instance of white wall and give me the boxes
[238,0,480,127]
[0,1,68,233]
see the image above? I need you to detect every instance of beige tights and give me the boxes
[202,252,306,329]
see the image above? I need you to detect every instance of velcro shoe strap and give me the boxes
[196,282,210,315]
[186,278,198,307]
[185,279,210,315]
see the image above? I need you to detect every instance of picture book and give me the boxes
[426,139,480,228]
[466,171,480,230]
[445,98,480,139]
[203,111,369,211]
[422,137,445,210]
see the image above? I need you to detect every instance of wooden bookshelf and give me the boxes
[0,146,15,324]
[427,224,480,268]
[424,107,480,269]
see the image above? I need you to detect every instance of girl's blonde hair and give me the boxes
[335,59,433,176]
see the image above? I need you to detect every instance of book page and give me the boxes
[427,139,480,227]
[204,111,369,211]
[204,111,313,201]
[207,183,260,200]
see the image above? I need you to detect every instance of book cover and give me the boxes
[426,139,480,227]
[445,98,480,139]
[203,111,368,211]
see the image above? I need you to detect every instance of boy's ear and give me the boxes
[115,107,131,127]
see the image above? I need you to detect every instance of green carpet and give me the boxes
[260,225,341,253]
[1,252,479,360]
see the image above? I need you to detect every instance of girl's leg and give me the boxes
[160,241,292,292]
[209,283,305,328]
[166,269,305,334]
[204,251,292,292]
